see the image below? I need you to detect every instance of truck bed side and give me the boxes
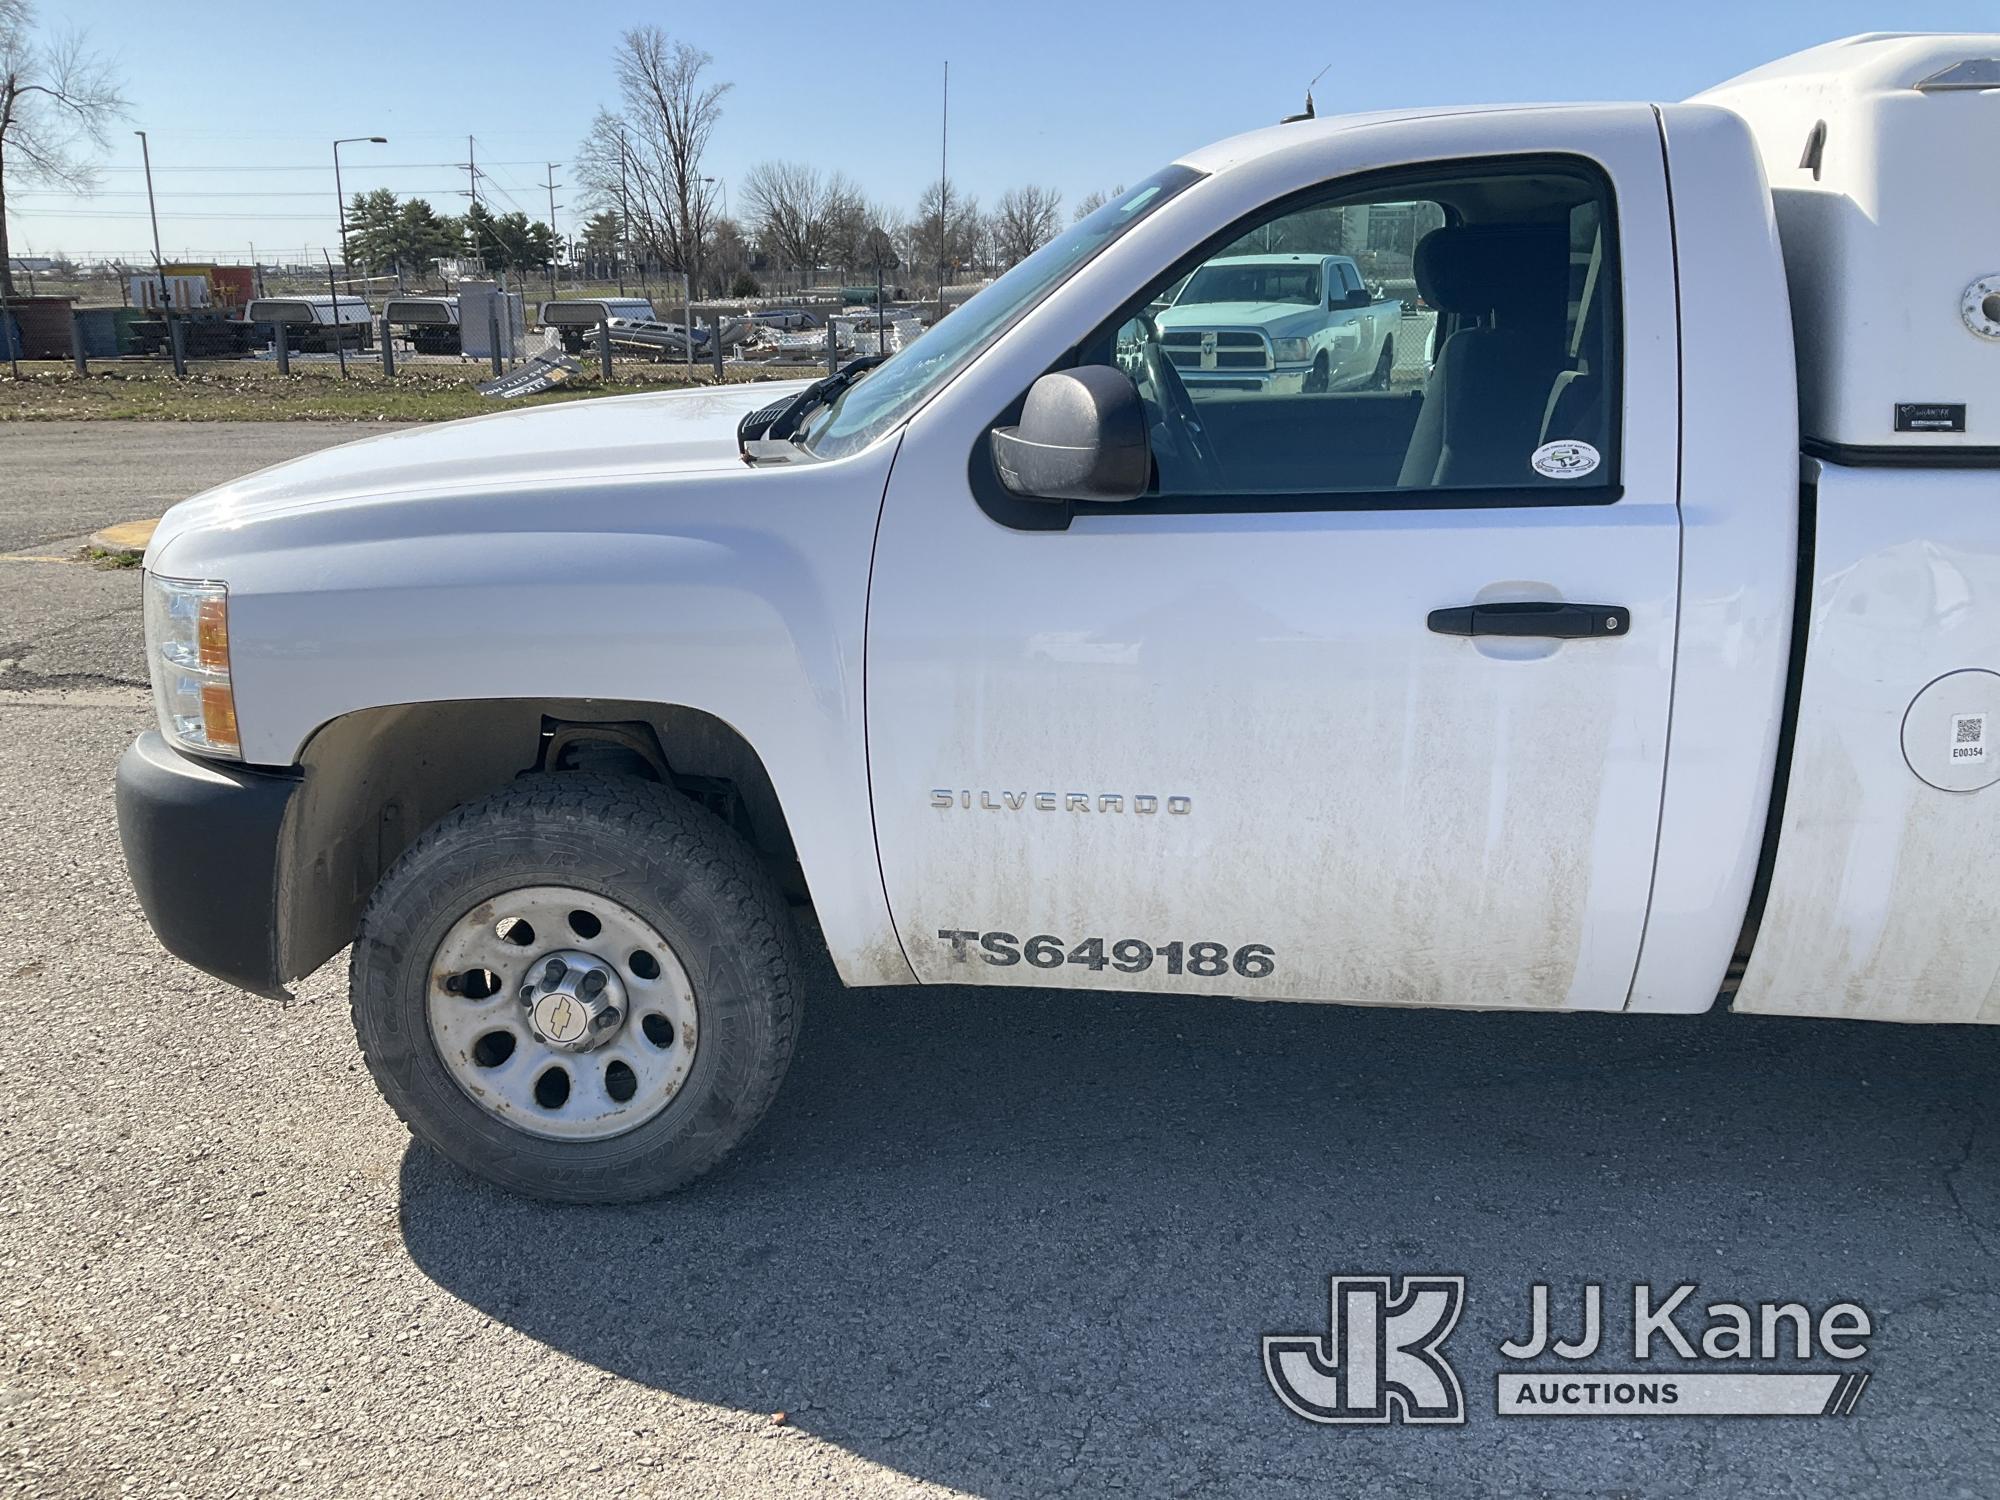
[1735,460,2000,1021]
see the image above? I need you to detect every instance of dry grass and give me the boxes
[0,359,824,423]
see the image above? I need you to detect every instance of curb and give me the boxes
[87,519,159,562]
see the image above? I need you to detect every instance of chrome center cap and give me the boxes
[520,949,627,1053]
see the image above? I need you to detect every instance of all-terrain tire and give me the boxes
[350,773,801,1203]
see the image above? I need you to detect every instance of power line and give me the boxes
[41,209,353,221]
[11,188,468,200]
[481,165,532,218]
[46,248,343,259]
[86,159,574,173]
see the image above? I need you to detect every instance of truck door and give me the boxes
[866,121,1682,1010]
[1327,261,1368,384]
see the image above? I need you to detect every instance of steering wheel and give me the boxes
[1137,318,1225,492]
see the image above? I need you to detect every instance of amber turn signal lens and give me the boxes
[197,595,230,670]
[199,681,241,754]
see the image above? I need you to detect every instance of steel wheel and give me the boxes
[426,884,699,1142]
[354,774,800,1201]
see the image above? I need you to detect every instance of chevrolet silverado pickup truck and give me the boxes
[1155,252,1401,392]
[118,34,2000,1201]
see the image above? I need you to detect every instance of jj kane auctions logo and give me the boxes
[1264,1277,1873,1424]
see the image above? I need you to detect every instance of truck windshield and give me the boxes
[1176,264,1322,305]
[800,165,1202,460]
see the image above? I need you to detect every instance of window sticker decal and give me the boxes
[1530,440,1601,479]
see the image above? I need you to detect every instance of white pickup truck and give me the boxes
[1154,252,1402,392]
[118,34,2000,1202]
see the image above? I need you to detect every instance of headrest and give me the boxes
[1413,224,1568,321]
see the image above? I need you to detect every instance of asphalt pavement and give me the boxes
[3,421,1999,1499]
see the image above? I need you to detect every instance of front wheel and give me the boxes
[1304,351,1331,394]
[350,774,801,1203]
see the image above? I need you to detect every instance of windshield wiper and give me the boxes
[737,354,890,463]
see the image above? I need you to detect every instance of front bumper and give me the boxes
[1178,366,1309,394]
[115,731,302,999]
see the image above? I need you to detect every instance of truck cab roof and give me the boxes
[1176,102,1610,177]
[1202,253,1354,268]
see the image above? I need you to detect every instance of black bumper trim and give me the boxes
[116,731,302,1000]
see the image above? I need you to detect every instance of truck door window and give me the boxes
[1094,157,1620,509]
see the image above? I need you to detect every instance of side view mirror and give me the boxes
[991,366,1150,503]
[1337,287,1373,310]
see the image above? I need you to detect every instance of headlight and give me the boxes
[1271,337,1312,364]
[144,573,241,758]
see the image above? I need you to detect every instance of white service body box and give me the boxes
[1698,33,2000,454]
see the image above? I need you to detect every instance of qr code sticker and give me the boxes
[1952,713,1987,763]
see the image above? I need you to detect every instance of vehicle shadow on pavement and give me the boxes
[399,970,2000,1498]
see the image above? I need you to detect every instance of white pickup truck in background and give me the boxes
[1154,252,1403,392]
[118,33,2000,1201]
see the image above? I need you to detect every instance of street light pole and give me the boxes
[694,175,725,365]
[332,135,388,295]
[131,129,180,373]
[134,130,167,314]
[938,61,949,324]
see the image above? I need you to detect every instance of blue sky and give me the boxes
[15,0,2000,263]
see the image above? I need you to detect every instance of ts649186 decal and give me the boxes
[937,930,1276,979]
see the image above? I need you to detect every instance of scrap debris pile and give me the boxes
[737,310,929,362]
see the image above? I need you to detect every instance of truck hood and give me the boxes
[1157,300,1316,330]
[149,380,811,550]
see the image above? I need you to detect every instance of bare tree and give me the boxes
[826,191,901,279]
[1070,184,1125,222]
[990,184,1062,267]
[905,178,982,291]
[575,27,727,283]
[0,0,126,297]
[703,216,749,296]
[740,160,865,287]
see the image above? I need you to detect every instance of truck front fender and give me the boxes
[147,440,915,988]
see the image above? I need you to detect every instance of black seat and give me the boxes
[1397,224,1570,488]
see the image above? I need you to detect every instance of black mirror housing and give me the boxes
[992,366,1150,503]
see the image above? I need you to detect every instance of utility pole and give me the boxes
[544,163,561,300]
[459,136,484,273]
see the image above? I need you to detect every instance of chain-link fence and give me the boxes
[18,262,870,387]
[16,230,1446,404]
